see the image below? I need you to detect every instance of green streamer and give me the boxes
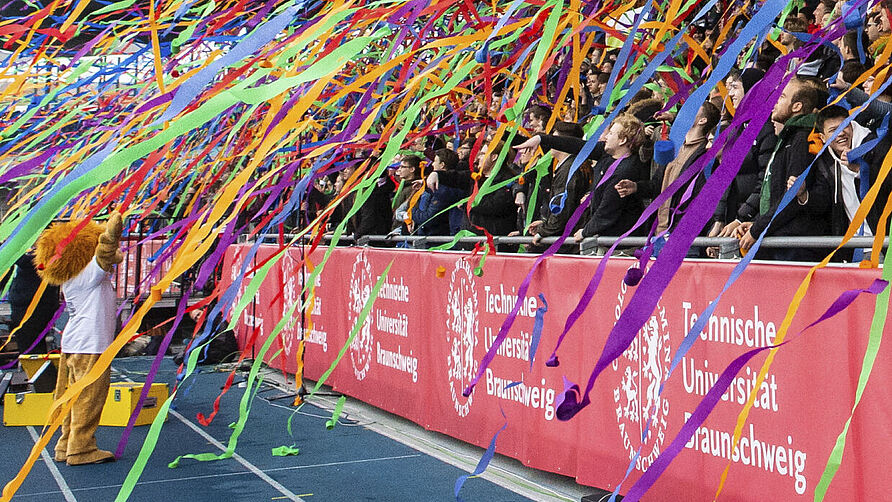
[89,0,138,17]
[523,156,553,231]
[814,238,892,500]
[271,445,301,456]
[473,243,489,276]
[287,262,392,438]
[116,251,290,501]
[325,395,347,430]
[429,229,477,251]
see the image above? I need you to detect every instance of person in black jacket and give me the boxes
[614,101,720,236]
[426,140,518,242]
[469,141,518,238]
[346,160,397,242]
[814,105,892,261]
[412,148,467,236]
[524,121,590,253]
[737,77,832,261]
[9,253,60,354]
[574,114,648,242]
[711,68,777,242]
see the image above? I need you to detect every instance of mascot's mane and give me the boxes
[34,220,104,286]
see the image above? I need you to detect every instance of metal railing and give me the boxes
[115,217,211,309]
[241,233,889,260]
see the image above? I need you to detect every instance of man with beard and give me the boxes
[737,77,832,261]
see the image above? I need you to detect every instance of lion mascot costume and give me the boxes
[34,213,123,465]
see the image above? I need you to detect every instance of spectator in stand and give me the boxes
[410,134,445,161]
[516,121,591,252]
[560,96,590,124]
[456,137,475,171]
[526,104,552,134]
[412,148,468,236]
[392,155,424,235]
[780,17,807,66]
[9,253,60,354]
[867,9,890,56]
[614,101,720,236]
[426,141,518,240]
[838,30,874,68]
[329,164,356,232]
[509,143,546,236]
[791,16,841,78]
[573,114,648,242]
[587,69,610,105]
[736,77,831,261]
[752,40,782,72]
[811,0,835,31]
[833,67,892,128]
[711,68,776,247]
[627,95,665,176]
[348,159,397,241]
[866,12,886,47]
[814,105,892,261]
[301,176,333,229]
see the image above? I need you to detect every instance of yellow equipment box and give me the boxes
[100,382,168,426]
[3,382,168,427]
[3,392,55,426]
[18,354,60,379]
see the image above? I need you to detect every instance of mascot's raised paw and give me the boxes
[95,212,124,272]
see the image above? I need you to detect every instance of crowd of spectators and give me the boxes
[304,0,892,262]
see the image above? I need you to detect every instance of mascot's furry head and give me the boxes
[34,220,105,286]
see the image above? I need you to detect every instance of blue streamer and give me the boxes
[528,294,548,371]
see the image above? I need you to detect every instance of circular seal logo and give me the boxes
[611,265,671,472]
[279,250,300,355]
[348,252,374,381]
[445,258,479,417]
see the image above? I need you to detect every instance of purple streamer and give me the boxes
[0,303,65,370]
[462,155,627,397]
[114,290,192,458]
[554,58,790,421]
[0,147,60,185]
[623,279,888,501]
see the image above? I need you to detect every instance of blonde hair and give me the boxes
[612,114,645,150]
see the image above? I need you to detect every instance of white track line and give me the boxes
[167,409,303,502]
[26,426,77,502]
[12,454,421,498]
[116,371,302,502]
[262,453,421,473]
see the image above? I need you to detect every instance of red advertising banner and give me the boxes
[220,244,892,500]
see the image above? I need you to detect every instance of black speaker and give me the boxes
[29,360,57,394]
[8,370,29,393]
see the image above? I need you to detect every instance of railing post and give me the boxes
[133,219,143,302]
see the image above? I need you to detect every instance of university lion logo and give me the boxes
[348,252,374,381]
[612,265,671,472]
[445,258,478,417]
[279,251,301,356]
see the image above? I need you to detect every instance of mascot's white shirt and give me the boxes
[61,258,116,354]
